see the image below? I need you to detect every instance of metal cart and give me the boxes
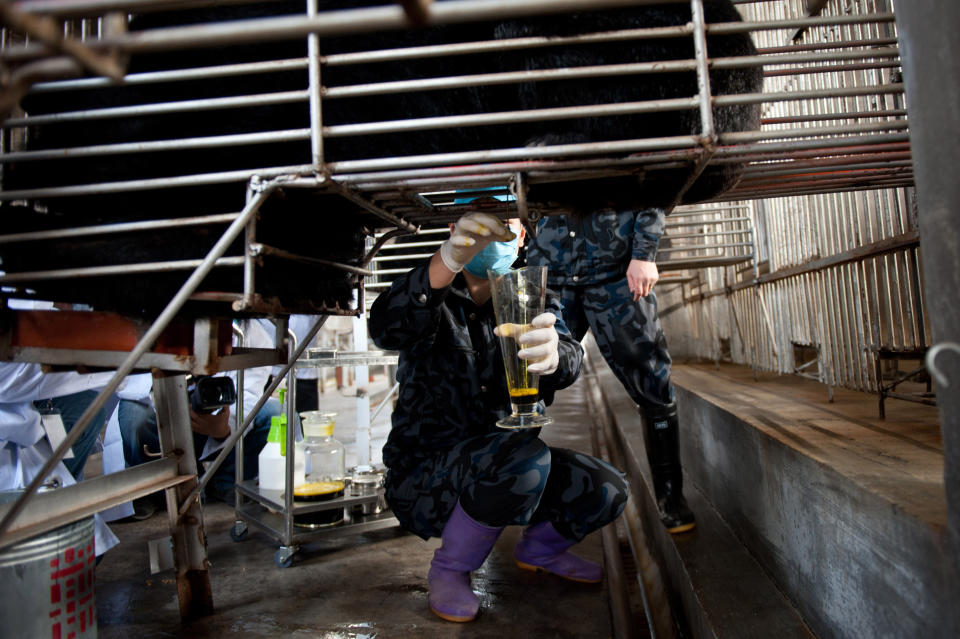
[229,347,399,567]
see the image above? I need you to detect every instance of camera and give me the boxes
[187,375,237,414]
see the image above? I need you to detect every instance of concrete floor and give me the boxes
[93,374,623,638]
[89,352,947,638]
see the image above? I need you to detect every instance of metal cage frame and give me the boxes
[2,0,947,623]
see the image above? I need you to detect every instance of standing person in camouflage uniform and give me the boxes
[369,212,628,623]
[526,208,696,534]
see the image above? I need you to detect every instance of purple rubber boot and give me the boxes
[514,521,603,583]
[428,503,504,622]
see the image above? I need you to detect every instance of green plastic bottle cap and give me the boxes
[268,415,288,454]
[267,419,282,443]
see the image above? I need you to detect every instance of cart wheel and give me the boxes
[229,522,248,542]
[274,546,297,568]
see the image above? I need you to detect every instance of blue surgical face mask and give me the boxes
[464,235,520,277]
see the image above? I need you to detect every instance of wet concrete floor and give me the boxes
[94,375,621,639]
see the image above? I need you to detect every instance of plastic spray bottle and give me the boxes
[257,386,304,491]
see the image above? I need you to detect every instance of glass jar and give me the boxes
[293,411,344,528]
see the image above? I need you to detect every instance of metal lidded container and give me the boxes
[0,490,97,639]
[349,465,385,516]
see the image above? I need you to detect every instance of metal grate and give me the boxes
[0,0,922,396]
[657,203,755,272]
[0,0,906,213]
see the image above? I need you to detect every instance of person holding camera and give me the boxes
[117,319,281,506]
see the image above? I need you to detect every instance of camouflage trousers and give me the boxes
[558,277,675,408]
[385,430,628,541]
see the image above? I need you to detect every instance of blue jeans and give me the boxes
[35,390,110,480]
[118,397,280,502]
[118,399,162,468]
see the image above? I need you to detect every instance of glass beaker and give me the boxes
[488,265,554,429]
[293,411,344,528]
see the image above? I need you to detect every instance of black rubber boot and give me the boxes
[640,402,696,534]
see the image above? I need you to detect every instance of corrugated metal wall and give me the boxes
[660,0,926,394]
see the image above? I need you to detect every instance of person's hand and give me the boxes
[189,407,231,439]
[439,212,516,273]
[627,259,659,300]
[515,312,560,376]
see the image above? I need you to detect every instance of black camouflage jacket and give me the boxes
[368,262,583,476]
[525,208,665,286]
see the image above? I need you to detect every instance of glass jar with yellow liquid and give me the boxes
[293,411,345,528]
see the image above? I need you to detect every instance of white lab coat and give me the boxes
[286,315,321,381]
[268,315,325,382]
[0,362,119,554]
[199,319,279,461]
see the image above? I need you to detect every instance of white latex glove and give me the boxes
[516,312,560,376]
[439,212,516,273]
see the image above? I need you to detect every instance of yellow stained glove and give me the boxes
[439,212,516,273]
[495,312,560,376]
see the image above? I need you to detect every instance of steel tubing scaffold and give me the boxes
[0,0,921,377]
[0,0,906,202]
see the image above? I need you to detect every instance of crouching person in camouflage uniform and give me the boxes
[369,212,628,623]
[526,208,696,534]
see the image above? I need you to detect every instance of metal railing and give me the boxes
[1,0,907,204]
[657,204,756,272]
[0,0,922,392]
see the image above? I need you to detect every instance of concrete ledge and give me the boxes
[671,362,960,639]
[584,337,814,639]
